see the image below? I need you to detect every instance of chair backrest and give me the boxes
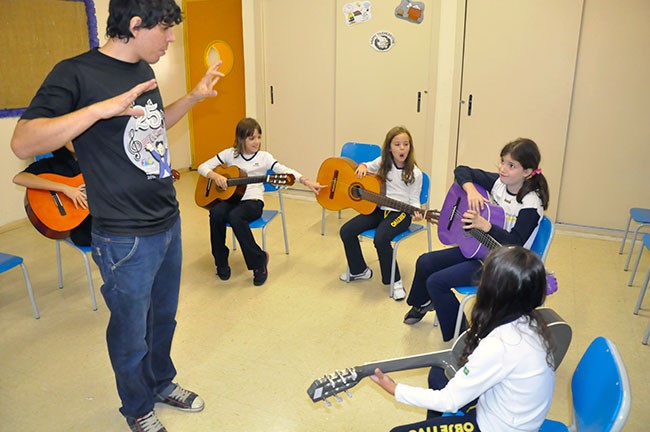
[531,215,554,263]
[420,172,430,206]
[572,337,631,432]
[340,142,381,164]
[35,153,54,161]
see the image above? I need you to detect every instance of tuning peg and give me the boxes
[323,398,332,407]
[345,391,353,398]
[334,395,342,402]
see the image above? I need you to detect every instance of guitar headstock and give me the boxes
[267,173,296,186]
[307,367,361,404]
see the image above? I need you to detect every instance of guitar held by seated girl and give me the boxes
[316,156,439,223]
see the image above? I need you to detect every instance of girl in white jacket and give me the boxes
[371,246,555,432]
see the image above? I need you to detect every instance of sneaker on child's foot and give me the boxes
[156,383,205,412]
[126,410,167,432]
[392,280,406,301]
[253,252,269,286]
[216,265,231,281]
[403,302,434,325]
[339,267,373,282]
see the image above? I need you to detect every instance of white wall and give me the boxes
[1,0,192,227]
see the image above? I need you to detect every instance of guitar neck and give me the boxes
[467,228,502,251]
[352,350,453,379]
[226,175,267,187]
[356,189,422,216]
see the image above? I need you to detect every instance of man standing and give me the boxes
[11,1,223,430]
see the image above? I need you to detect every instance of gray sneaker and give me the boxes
[339,267,373,282]
[156,383,205,412]
[126,410,166,432]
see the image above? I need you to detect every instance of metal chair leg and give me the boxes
[619,214,632,254]
[20,262,40,319]
[634,265,650,315]
[628,242,645,286]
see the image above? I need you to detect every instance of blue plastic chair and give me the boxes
[448,215,555,339]
[0,252,40,319]
[230,176,289,254]
[630,234,650,345]
[539,337,631,432]
[620,207,650,273]
[320,142,382,235]
[359,172,432,298]
[56,239,98,311]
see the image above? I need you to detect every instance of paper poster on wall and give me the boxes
[370,31,395,52]
[343,1,372,26]
[394,0,425,24]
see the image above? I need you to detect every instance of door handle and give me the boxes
[467,94,473,116]
[417,91,421,113]
[270,86,274,105]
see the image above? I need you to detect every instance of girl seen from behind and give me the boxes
[372,246,555,432]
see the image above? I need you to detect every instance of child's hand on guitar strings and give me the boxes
[63,184,88,209]
[462,209,491,232]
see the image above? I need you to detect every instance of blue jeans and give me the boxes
[92,217,182,418]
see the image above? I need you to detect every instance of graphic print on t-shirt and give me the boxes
[123,99,172,179]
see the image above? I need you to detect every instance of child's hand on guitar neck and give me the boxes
[370,368,397,396]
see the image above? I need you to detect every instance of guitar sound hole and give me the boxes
[350,185,362,200]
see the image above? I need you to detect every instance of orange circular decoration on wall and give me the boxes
[204,40,234,76]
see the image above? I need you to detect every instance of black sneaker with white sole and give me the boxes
[126,410,166,432]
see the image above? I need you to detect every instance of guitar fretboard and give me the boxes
[226,175,267,186]
[450,207,502,251]
[354,187,436,222]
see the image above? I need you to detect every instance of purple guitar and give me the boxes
[438,182,506,260]
[437,182,558,294]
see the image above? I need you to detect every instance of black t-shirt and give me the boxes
[23,148,92,246]
[21,49,178,236]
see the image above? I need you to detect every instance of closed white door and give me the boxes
[456,0,584,220]
[261,0,336,183]
[335,0,439,164]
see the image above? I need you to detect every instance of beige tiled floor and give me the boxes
[1,171,648,431]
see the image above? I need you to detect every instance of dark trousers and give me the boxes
[406,247,483,341]
[340,209,412,284]
[209,199,265,270]
[391,367,480,432]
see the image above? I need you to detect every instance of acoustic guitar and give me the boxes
[438,182,558,293]
[195,165,295,209]
[316,157,439,223]
[438,182,506,260]
[307,307,571,405]
[24,173,89,240]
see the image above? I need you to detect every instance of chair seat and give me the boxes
[249,210,279,228]
[630,207,650,223]
[360,223,425,241]
[538,419,569,432]
[454,286,477,296]
[0,252,23,272]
